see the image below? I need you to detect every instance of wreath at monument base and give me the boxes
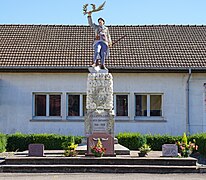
[91,138,106,157]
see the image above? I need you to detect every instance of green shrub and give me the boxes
[62,136,75,150]
[6,132,32,151]
[30,134,68,150]
[6,133,83,152]
[0,133,7,152]
[145,134,181,151]
[116,132,146,150]
[4,131,206,157]
[116,132,181,151]
[189,133,206,157]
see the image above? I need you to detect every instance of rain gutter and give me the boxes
[186,68,192,135]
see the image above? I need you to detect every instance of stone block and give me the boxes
[162,144,178,157]
[28,144,44,157]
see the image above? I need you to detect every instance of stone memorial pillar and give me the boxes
[85,72,115,156]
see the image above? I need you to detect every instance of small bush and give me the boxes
[0,133,7,152]
[189,133,206,157]
[116,132,146,150]
[62,136,76,150]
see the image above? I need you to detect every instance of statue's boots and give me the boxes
[101,64,107,70]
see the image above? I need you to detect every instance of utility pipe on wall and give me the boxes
[186,68,192,135]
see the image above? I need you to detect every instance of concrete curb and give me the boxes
[0,164,202,173]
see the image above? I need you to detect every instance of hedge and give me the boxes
[145,134,182,151]
[116,132,146,150]
[0,133,7,152]
[116,132,206,156]
[116,133,181,150]
[2,132,206,157]
[6,133,82,152]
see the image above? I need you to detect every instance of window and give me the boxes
[135,94,162,117]
[67,94,86,117]
[135,95,147,116]
[68,95,80,116]
[34,94,61,117]
[49,95,61,116]
[115,95,128,116]
[150,95,162,116]
[35,95,46,116]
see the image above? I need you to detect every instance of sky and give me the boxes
[0,0,206,25]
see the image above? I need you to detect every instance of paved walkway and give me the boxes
[0,173,206,180]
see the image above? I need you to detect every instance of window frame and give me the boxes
[32,92,62,120]
[134,93,164,121]
[114,93,130,120]
[66,93,86,120]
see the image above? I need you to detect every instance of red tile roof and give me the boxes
[0,24,206,72]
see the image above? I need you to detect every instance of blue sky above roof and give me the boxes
[0,0,206,25]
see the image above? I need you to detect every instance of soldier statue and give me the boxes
[86,11,112,70]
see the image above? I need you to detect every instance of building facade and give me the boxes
[1,71,206,136]
[0,25,206,135]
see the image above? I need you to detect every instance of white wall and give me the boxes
[113,73,187,135]
[189,73,206,134]
[0,72,205,136]
[0,73,88,135]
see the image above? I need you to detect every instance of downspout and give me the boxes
[186,68,192,135]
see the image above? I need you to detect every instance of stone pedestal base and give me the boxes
[86,133,115,156]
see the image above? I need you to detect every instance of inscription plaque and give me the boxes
[162,144,178,157]
[92,116,108,132]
